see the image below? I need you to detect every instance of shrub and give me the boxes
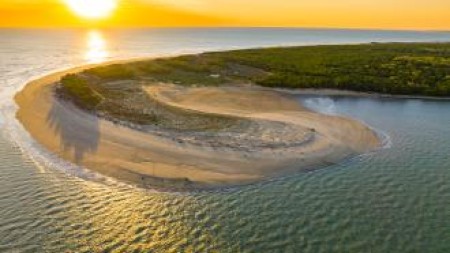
[60,74,103,110]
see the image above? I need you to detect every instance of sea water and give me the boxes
[1,28,450,252]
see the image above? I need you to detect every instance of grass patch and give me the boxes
[60,74,103,110]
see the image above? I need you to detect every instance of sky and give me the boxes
[1,0,450,30]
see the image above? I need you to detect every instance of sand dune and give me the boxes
[15,65,380,190]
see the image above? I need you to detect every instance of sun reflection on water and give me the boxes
[85,30,109,63]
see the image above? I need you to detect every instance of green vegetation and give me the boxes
[84,64,136,80]
[219,43,450,96]
[59,74,103,110]
[58,43,450,128]
[76,43,450,96]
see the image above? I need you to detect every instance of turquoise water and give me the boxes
[1,29,450,252]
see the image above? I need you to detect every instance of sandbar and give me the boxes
[15,62,381,190]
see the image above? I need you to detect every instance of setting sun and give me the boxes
[65,0,117,19]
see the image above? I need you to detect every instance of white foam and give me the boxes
[302,96,392,151]
[303,97,337,115]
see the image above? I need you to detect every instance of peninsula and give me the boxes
[18,42,450,190]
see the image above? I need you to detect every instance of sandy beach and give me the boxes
[15,63,381,190]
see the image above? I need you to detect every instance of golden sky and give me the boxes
[1,0,450,30]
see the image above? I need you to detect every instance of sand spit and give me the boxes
[15,65,380,190]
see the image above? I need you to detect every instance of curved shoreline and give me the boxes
[15,61,381,190]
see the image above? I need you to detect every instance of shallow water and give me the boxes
[1,28,450,252]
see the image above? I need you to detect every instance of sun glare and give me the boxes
[85,30,108,63]
[65,0,117,19]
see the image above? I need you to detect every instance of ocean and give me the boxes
[1,28,450,252]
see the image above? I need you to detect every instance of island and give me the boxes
[16,42,450,190]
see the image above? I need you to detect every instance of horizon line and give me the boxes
[0,26,449,33]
